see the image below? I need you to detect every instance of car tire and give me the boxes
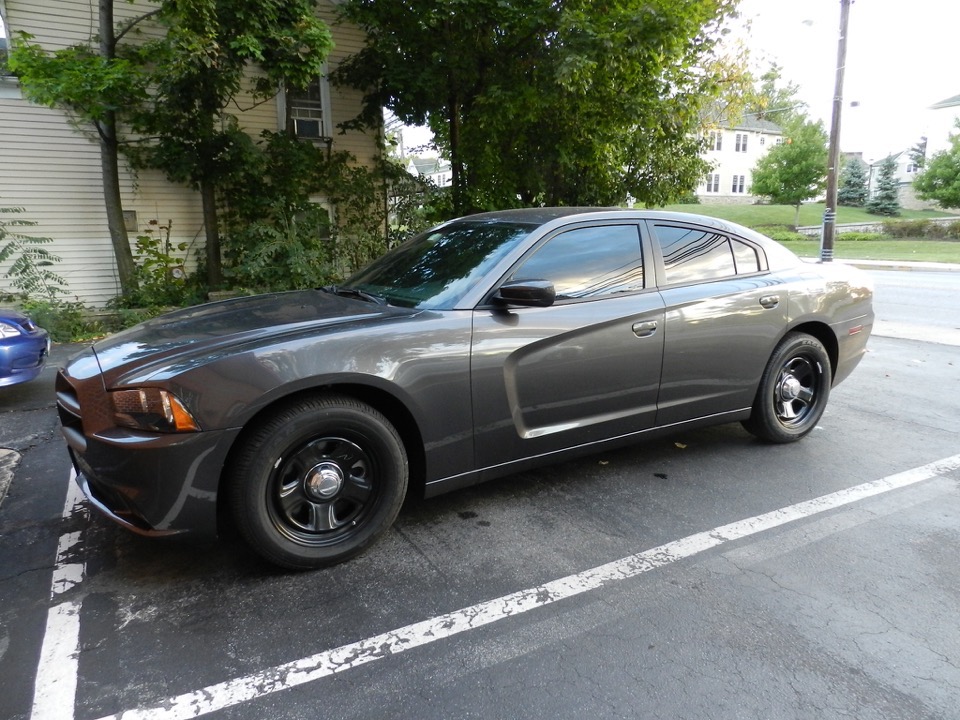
[228,394,408,570]
[742,332,832,444]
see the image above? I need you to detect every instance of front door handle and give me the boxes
[759,295,780,309]
[632,320,658,338]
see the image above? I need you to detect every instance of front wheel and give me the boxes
[742,332,832,443]
[227,395,408,570]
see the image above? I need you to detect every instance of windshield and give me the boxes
[344,220,535,309]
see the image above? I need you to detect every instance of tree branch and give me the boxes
[114,8,164,46]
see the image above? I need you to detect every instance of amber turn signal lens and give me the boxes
[110,388,200,433]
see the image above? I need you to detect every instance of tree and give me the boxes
[9,2,152,294]
[335,0,739,214]
[866,156,901,216]
[909,137,928,170]
[914,122,960,210]
[837,157,869,207]
[124,0,333,288]
[10,1,333,292]
[744,63,806,126]
[750,118,828,225]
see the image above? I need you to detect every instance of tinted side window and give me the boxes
[510,225,644,299]
[655,225,736,285]
[732,239,762,274]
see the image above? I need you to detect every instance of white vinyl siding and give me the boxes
[0,0,380,305]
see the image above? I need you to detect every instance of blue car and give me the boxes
[0,309,50,387]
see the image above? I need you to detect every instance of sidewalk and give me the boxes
[802,258,960,272]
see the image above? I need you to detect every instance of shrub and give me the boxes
[836,231,883,242]
[882,219,958,239]
[755,226,809,243]
[0,206,67,302]
[19,299,104,343]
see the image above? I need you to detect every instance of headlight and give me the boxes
[0,321,22,339]
[110,388,200,432]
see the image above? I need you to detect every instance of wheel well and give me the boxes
[789,322,839,380]
[215,384,427,534]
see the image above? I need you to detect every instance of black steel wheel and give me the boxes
[228,395,408,569]
[742,332,832,443]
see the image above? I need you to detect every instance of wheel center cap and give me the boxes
[306,462,344,500]
[780,375,802,400]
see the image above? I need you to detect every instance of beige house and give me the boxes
[697,116,783,204]
[0,0,379,306]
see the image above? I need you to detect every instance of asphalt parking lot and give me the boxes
[1,269,959,720]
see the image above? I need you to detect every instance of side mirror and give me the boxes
[496,279,556,308]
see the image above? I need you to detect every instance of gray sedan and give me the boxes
[56,209,873,569]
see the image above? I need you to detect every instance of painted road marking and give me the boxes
[32,473,87,720]
[91,453,960,720]
[31,454,960,720]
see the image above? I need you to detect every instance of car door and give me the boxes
[470,222,666,472]
[647,221,790,426]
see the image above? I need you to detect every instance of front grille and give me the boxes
[56,371,83,434]
[56,370,115,436]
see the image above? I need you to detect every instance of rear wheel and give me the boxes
[742,332,832,443]
[228,395,408,569]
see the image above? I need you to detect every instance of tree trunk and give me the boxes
[200,180,222,288]
[99,112,137,295]
[794,202,801,227]
[100,0,137,295]
[448,95,465,216]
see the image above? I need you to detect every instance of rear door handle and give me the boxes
[759,295,780,309]
[632,320,658,338]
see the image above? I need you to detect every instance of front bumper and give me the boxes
[0,332,50,387]
[57,369,241,538]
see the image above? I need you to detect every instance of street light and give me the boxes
[820,0,853,263]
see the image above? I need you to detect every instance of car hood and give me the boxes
[74,290,415,383]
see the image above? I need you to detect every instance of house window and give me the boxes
[705,174,720,193]
[735,133,748,153]
[760,136,765,146]
[285,70,332,141]
[906,163,919,173]
[708,131,722,151]
[731,175,745,194]
[775,137,784,145]
[1,9,11,76]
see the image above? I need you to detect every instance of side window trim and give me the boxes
[645,221,771,287]
[484,221,651,307]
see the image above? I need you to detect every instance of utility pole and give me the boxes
[820,0,853,262]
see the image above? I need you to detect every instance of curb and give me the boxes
[802,258,960,273]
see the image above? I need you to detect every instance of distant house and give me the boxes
[697,116,783,204]
[0,1,380,306]
[869,149,936,211]
[405,157,453,188]
[927,92,960,156]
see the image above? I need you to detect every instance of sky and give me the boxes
[5,2,958,161]
[735,0,960,160]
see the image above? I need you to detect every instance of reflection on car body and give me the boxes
[56,209,874,569]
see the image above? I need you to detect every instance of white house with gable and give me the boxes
[697,116,783,203]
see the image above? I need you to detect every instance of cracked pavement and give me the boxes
[1,280,959,719]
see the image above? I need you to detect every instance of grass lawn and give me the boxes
[778,239,960,263]
[658,202,955,227]
[654,203,960,263]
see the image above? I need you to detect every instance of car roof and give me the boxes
[457,207,765,241]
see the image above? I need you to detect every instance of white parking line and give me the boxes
[32,474,87,720]
[71,452,960,720]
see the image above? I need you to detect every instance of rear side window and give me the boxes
[510,224,644,299]
[732,239,762,274]
[654,225,736,285]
